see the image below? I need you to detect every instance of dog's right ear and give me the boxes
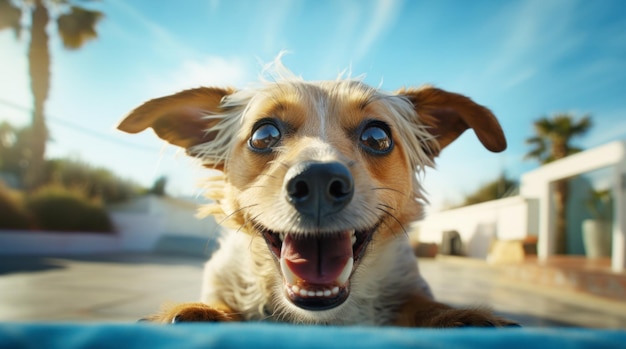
[398,86,506,157]
[117,87,235,158]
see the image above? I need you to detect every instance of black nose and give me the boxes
[284,161,354,221]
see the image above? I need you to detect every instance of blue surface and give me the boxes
[0,323,625,349]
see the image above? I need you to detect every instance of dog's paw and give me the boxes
[141,302,240,324]
[170,305,235,323]
[429,308,520,328]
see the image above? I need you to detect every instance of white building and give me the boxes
[0,195,221,256]
[415,140,626,272]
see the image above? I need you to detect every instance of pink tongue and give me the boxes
[281,233,353,285]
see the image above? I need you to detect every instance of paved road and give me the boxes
[0,253,625,328]
[420,256,626,328]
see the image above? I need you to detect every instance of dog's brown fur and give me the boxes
[118,63,514,327]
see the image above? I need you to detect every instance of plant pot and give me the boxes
[582,219,612,258]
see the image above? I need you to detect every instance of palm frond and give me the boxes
[524,136,547,161]
[533,117,555,135]
[57,6,103,49]
[567,146,583,156]
[526,112,593,164]
[571,114,593,135]
[0,0,22,38]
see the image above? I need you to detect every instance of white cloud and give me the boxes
[485,0,581,79]
[314,0,402,78]
[208,0,220,13]
[259,0,298,55]
[147,55,253,96]
[502,67,537,89]
[107,0,199,59]
[352,0,403,63]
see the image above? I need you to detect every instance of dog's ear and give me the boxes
[398,87,506,157]
[117,87,235,156]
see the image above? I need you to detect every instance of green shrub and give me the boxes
[26,185,114,233]
[2,122,144,204]
[44,158,142,204]
[458,174,518,207]
[0,181,31,229]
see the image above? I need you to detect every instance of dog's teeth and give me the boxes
[335,257,353,286]
[280,257,297,285]
[278,232,286,241]
[289,285,344,299]
[350,230,357,246]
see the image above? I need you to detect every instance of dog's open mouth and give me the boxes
[261,225,377,311]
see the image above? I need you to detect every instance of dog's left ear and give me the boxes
[398,87,506,157]
[117,87,235,161]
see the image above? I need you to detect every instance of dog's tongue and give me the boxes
[281,232,353,285]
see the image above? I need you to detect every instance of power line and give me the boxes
[0,97,162,153]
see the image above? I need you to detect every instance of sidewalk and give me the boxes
[420,256,626,328]
[0,253,205,322]
[0,253,625,328]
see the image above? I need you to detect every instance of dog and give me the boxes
[118,60,515,327]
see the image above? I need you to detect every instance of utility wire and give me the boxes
[0,97,162,153]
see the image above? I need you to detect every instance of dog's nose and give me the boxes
[285,161,354,221]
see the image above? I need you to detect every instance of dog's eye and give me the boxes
[249,123,281,152]
[359,122,393,154]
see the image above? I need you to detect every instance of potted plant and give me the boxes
[582,188,612,258]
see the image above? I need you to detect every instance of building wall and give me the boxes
[415,140,625,267]
[413,196,537,259]
[0,195,220,255]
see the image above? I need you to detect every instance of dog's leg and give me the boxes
[394,294,518,327]
[141,302,242,324]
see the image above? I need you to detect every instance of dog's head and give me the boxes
[118,67,505,316]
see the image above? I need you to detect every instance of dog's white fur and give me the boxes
[194,60,437,224]
[202,231,432,324]
[195,67,435,324]
[184,63,435,324]
[119,57,510,327]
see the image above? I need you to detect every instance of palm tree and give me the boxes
[459,173,518,207]
[525,113,592,254]
[0,0,103,190]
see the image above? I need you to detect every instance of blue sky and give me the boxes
[1,0,625,211]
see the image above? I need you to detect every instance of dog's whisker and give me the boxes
[203,237,219,257]
[246,185,267,190]
[377,203,397,212]
[376,205,409,236]
[242,212,263,249]
[256,172,278,180]
[272,160,290,170]
[232,211,266,251]
[360,204,395,236]
[245,212,265,233]
[218,204,259,227]
[119,56,512,326]
[371,187,406,196]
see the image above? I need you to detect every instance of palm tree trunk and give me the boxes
[553,178,569,254]
[24,0,50,190]
[551,140,570,254]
